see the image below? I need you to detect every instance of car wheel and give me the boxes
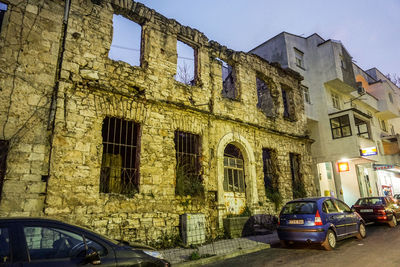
[356,223,366,239]
[322,229,336,251]
[389,215,397,228]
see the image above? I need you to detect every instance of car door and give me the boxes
[18,223,116,267]
[322,199,347,236]
[0,222,21,267]
[334,199,358,234]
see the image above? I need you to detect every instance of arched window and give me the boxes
[223,144,245,192]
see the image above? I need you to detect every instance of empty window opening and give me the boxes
[100,117,140,195]
[290,153,305,199]
[331,93,341,109]
[223,144,245,193]
[0,3,7,32]
[302,85,311,104]
[109,15,142,67]
[262,148,280,204]
[0,140,9,202]
[330,115,352,139]
[257,77,275,117]
[175,40,195,85]
[354,117,370,139]
[281,87,291,118]
[218,59,237,100]
[380,119,387,132]
[174,131,203,196]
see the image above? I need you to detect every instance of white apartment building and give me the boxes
[251,32,400,205]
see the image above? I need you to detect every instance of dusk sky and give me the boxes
[134,0,400,78]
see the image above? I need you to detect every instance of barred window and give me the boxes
[100,117,140,195]
[223,144,245,193]
[174,131,202,196]
[0,140,9,202]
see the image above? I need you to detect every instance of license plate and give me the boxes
[360,209,373,213]
[288,219,304,224]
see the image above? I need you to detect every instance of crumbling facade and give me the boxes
[0,0,314,243]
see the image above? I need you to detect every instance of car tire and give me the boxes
[322,229,336,251]
[389,214,397,228]
[356,223,366,240]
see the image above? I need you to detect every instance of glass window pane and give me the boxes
[331,118,340,128]
[332,128,341,138]
[0,227,10,263]
[342,126,351,136]
[340,115,350,126]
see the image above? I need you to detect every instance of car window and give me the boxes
[0,227,11,263]
[334,200,351,212]
[23,226,107,260]
[355,198,385,206]
[281,201,317,214]
[322,200,338,214]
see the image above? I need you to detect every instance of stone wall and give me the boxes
[0,0,316,244]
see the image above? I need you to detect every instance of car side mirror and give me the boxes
[82,247,101,265]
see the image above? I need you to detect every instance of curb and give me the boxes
[174,243,270,267]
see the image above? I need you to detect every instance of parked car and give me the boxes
[352,196,400,227]
[277,197,366,250]
[0,217,170,266]
[393,194,400,202]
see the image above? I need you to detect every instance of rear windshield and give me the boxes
[281,201,317,215]
[355,198,385,206]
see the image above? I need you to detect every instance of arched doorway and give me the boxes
[223,144,246,214]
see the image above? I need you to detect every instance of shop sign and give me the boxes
[360,147,377,156]
[373,164,394,170]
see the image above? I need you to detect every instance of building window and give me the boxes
[391,125,395,135]
[367,111,374,125]
[100,117,140,195]
[108,15,142,67]
[389,93,394,103]
[380,119,387,132]
[302,85,311,104]
[223,144,245,193]
[330,115,352,139]
[256,77,275,117]
[294,48,304,69]
[219,59,237,100]
[331,93,341,109]
[0,140,9,202]
[354,117,370,139]
[340,54,346,69]
[262,148,281,205]
[174,131,203,196]
[290,153,306,199]
[281,86,294,119]
[0,2,7,32]
[175,40,196,85]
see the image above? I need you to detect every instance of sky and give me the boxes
[131,0,400,77]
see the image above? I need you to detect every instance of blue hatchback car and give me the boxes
[277,197,366,250]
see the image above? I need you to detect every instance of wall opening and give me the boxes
[256,77,275,117]
[100,117,140,195]
[175,40,196,85]
[0,140,9,202]
[262,148,281,207]
[0,2,7,33]
[108,15,142,67]
[290,153,306,199]
[174,131,203,196]
[218,59,237,100]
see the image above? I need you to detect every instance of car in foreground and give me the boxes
[352,196,400,227]
[0,217,170,266]
[277,197,366,250]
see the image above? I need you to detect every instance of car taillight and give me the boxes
[315,210,323,226]
[277,217,280,225]
[376,209,386,214]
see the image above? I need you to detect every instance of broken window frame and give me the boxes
[0,140,9,202]
[100,117,141,196]
[174,131,203,196]
[108,14,143,67]
[217,58,238,100]
[223,144,245,193]
[175,39,197,86]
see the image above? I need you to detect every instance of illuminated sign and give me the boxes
[338,162,350,172]
[360,147,377,156]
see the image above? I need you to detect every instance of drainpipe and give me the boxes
[43,0,71,212]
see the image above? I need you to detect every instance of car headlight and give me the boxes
[142,250,164,259]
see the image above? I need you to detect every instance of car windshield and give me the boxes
[355,198,385,206]
[281,201,317,215]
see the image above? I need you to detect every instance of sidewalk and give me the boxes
[161,231,280,266]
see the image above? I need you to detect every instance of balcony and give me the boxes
[376,99,400,120]
[381,135,400,155]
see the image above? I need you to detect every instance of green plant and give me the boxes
[189,251,201,261]
[150,231,182,249]
[265,187,283,211]
[175,163,204,197]
[226,206,252,218]
[293,179,307,199]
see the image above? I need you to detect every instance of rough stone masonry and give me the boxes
[0,0,315,244]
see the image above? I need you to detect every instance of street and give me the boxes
[203,224,400,267]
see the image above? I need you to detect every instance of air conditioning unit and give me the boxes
[180,213,206,246]
[357,85,365,95]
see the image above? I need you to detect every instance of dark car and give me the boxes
[277,197,366,250]
[352,196,400,227]
[0,217,170,266]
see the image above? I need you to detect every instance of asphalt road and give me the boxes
[203,224,400,267]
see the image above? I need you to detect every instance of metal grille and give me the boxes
[0,140,9,202]
[100,117,140,195]
[174,131,202,196]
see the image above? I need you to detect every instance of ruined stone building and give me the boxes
[0,0,314,243]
